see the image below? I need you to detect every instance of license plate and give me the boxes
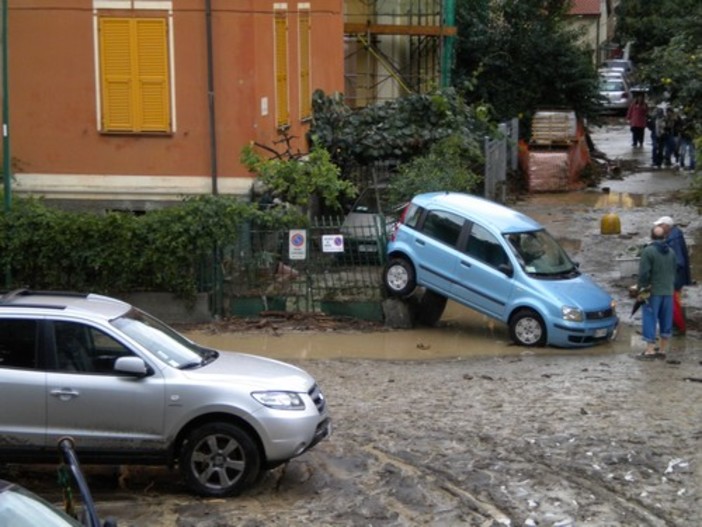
[595,328,607,338]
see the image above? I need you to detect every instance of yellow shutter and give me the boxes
[275,11,289,128]
[135,19,170,132]
[299,10,311,119]
[99,17,170,133]
[100,19,134,131]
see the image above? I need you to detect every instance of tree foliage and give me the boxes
[241,141,355,215]
[309,88,493,172]
[453,0,601,124]
[614,0,702,61]
[386,135,484,207]
[615,1,702,124]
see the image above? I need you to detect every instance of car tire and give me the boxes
[384,257,416,297]
[509,309,547,347]
[414,290,447,327]
[180,422,261,497]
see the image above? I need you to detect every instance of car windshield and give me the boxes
[0,485,83,527]
[111,308,214,369]
[600,79,625,91]
[504,230,579,277]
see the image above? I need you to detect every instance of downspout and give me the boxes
[205,0,218,194]
[2,0,10,287]
[2,0,10,211]
[440,0,456,88]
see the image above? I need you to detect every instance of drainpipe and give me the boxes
[440,0,456,88]
[205,0,218,194]
[2,0,10,287]
[2,0,10,211]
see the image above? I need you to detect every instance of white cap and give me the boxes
[654,216,674,226]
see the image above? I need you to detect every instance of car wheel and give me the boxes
[180,422,261,497]
[384,257,416,297]
[509,309,546,347]
[414,290,447,326]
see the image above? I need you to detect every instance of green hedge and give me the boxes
[0,195,303,301]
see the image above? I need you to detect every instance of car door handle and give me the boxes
[50,388,80,401]
[415,239,426,246]
[460,260,472,268]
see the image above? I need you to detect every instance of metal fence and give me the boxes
[200,217,389,317]
[484,118,519,203]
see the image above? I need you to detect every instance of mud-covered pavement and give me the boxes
[4,121,702,526]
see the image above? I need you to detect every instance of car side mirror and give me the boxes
[114,356,152,377]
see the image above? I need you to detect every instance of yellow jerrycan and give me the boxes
[600,212,621,235]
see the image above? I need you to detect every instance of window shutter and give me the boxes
[99,17,170,133]
[299,10,311,119]
[100,18,134,131]
[135,19,170,131]
[275,11,289,127]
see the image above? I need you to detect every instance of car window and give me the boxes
[505,230,575,276]
[0,319,38,369]
[465,224,509,269]
[53,321,134,374]
[421,210,464,247]
[402,203,423,229]
[600,80,625,91]
[111,307,208,368]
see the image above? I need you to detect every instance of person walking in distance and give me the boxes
[626,93,648,147]
[654,216,693,334]
[635,225,677,359]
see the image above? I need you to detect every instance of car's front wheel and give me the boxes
[180,422,261,497]
[509,309,547,347]
[384,257,416,297]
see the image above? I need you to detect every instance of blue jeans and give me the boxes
[642,295,673,344]
[679,137,696,170]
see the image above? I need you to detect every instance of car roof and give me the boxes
[411,192,542,233]
[0,290,132,321]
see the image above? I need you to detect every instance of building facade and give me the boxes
[5,0,344,211]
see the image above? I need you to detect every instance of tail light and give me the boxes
[389,204,409,241]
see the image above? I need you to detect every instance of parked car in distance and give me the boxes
[384,192,619,347]
[601,58,635,78]
[599,74,631,114]
[340,185,400,261]
[0,290,331,497]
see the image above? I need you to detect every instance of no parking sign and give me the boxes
[288,229,307,260]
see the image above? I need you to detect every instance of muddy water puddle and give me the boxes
[186,302,637,361]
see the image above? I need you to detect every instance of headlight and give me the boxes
[251,391,305,410]
[562,305,584,322]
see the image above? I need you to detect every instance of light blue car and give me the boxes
[384,192,619,348]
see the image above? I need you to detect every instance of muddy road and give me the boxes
[3,120,701,526]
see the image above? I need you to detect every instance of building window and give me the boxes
[98,17,171,133]
[298,4,311,120]
[274,5,290,128]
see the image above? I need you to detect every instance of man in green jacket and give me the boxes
[636,225,677,359]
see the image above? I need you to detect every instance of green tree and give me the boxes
[309,88,492,173]
[614,0,702,61]
[453,0,601,124]
[387,134,484,206]
[241,141,355,217]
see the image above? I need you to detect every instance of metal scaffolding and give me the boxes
[344,0,456,107]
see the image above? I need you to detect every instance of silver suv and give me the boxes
[0,290,331,497]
